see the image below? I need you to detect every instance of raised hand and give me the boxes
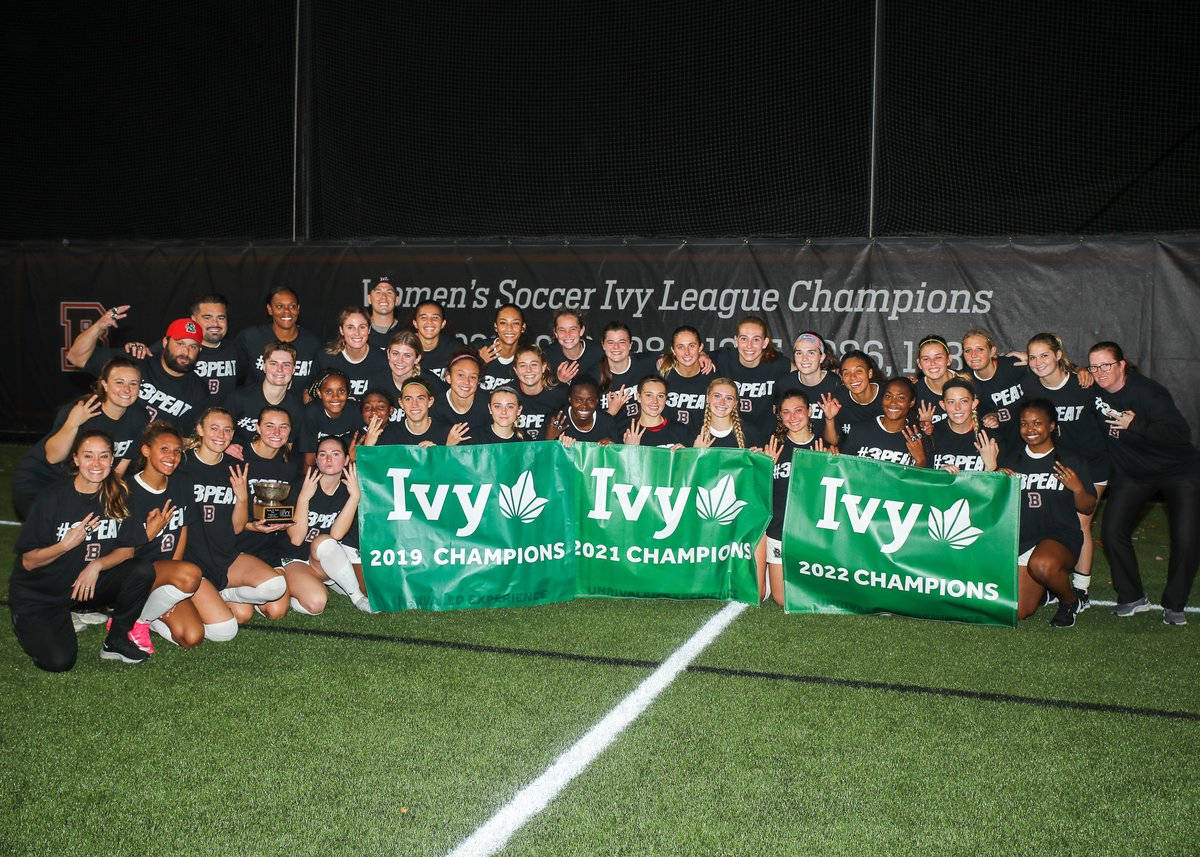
[1106,409,1135,431]
[974,430,1000,471]
[763,434,783,463]
[693,431,714,449]
[623,423,645,446]
[297,466,321,502]
[901,424,928,466]
[556,361,580,384]
[342,461,360,499]
[1054,460,1085,493]
[819,392,841,419]
[228,463,249,501]
[144,499,175,540]
[65,395,103,428]
[917,400,938,435]
[446,422,471,447]
[61,514,99,551]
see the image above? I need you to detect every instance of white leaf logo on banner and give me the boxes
[695,475,746,524]
[927,498,984,549]
[498,471,548,523]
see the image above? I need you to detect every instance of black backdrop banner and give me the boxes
[3,236,1198,436]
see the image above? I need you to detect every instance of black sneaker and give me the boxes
[1073,587,1090,613]
[1050,597,1079,628]
[100,633,150,663]
[1038,589,1054,609]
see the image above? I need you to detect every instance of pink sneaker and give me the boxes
[128,621,155,655]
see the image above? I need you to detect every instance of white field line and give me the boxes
[0,520,18,527]
[444,600,748,857]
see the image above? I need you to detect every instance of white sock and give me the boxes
[149,618,177,645]
[289,596,319,615]
[139,585,190,623]
[203,617,239,642]
[1072,572,1091,592]
[315,539,366,603]
[220,575,287,605]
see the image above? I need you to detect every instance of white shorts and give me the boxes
[1018,546,1034,567]
[766,537,783,564]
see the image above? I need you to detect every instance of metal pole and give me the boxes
[291,0,301,242]
[867,0,882,239]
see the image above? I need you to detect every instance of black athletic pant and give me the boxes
[1102,471,1200,611]
[9,556,155,672]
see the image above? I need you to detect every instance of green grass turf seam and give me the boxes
[242,620,1200,724]
[4,599,1196,723]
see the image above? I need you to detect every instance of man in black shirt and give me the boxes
[67,313,210,430]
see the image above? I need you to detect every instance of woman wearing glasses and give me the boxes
[1086,342,1200,625]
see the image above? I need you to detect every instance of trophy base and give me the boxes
[254,503,295,524]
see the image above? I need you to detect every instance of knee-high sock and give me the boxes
[315,540,365,602]
[220,575,287,605]
[138,585,190,623]
[289,596,318,615]
[203,617,239,642]
[149,618,176,645]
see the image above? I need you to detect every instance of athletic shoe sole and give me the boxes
[1113,600,1153,618]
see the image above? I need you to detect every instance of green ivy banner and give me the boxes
[782,451,1019,627]
[356,442,771,611]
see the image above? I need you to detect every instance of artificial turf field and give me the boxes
[0,442,1196,857]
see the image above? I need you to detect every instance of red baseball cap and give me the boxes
[165,318,201,343]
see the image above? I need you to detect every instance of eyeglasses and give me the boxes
[1087,361,1118,373]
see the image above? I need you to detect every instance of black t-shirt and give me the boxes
[367,319,403,352]
[832,384,884,436]
[418,338,458,382]
[237,443,303,563]
[480,353,519,393]
[788,370,842,440]
[295,479,359,551]
[465,427,528,445]
[12,400,149,498]
[517,386,569,440]
[1024,374,1108,482]
[370,370,447,424]
[543,339,603,383]
[557,410,619,443]
[619,418,687,449]
[662,370,709,444]
[699,425,745,449]
[598,353,659,422]
[316,348,389,400]
[1092,373,1200,480]
[841,416,921,466]
[150,338,242,402]
[438,388,492,431]
[930,422,995,472]
[715,349,793,447]
[119,474,196,560]
[224,383,306,445]
[768,435,820,539]
[10,480,127,608]
[392,418,452,446]
[177,450,241,588]
[84,346,209,431]
[234,324,321,388]
[972,356,1027,439]
[296,401,361,454]
[914,377,951,428]
[1002,444,1095,557]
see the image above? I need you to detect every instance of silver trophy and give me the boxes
[251,479,294,523]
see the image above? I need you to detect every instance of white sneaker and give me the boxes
[352,594,378,614]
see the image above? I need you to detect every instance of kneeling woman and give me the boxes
[1000,399,1096,627]
[284,436,371,612]
[10,431,159,670]
[117,421,208,650]
[179,407,288,624]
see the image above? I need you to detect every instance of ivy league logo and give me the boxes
[386,467,750,540]
[816,477,984,555]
